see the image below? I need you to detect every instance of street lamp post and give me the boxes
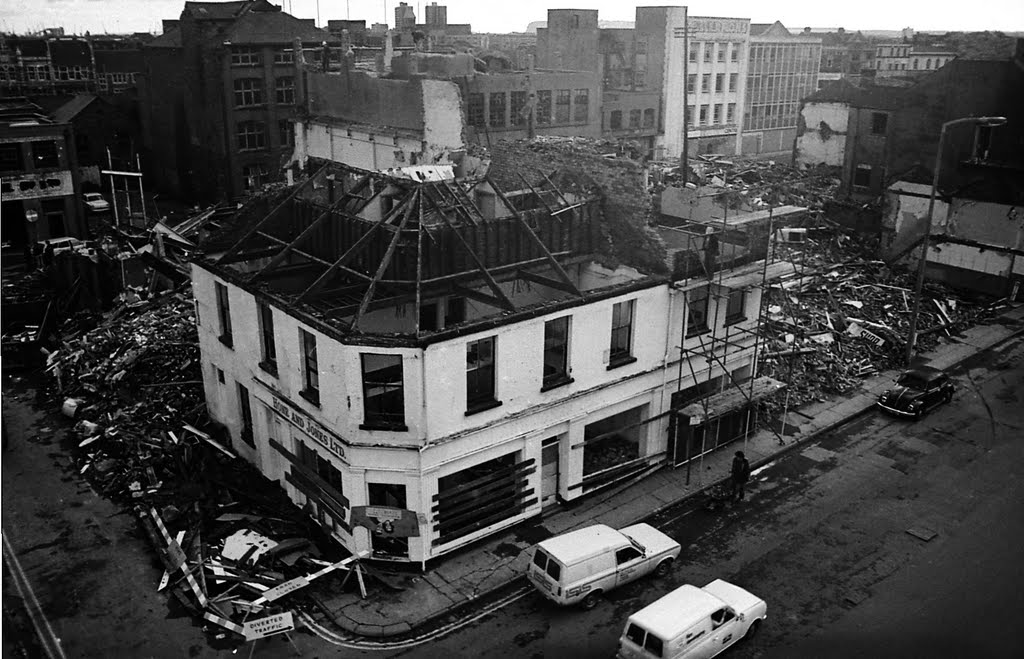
[904,115,1007,366]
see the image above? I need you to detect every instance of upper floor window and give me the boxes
[717,45,726,62]
[608,300,635,367]
[257,302,277,374]
[686,74,696,94]
[715,73,724,93]
[215,282,233,347]
[729,73,738,92]
[278,119,294,147]
[273,49,294,65]
[237,121,266,151]
[466,336,498,412]
[32,141,60,169]
[643,108,655,129]
[687,288,709,337]
[731,44,740,61]
[299,328,320,406]
[701,74,710,92]
[543,316,571,389]
[629,109,641,129]
[609,109,622,130]
[275,77,294,105]
[231,48,263,66]
[704,44,713,62]
[690,43,699,62]
[233,78,263,107]
[361,354,406,429]
[724,289,746,325]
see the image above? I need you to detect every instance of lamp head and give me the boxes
[976,116,1007,127]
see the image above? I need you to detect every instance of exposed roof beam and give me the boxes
[352,190,418,329]
[516,268,581,295]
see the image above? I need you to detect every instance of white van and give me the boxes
[528,523,680,609]
[616,580,767,659]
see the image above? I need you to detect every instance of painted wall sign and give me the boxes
[242,611,295,641]
[690,18,749,35]
[268,394,346,460]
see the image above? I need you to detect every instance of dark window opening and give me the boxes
[0,143,24,172]
[419,302,438,332]
[258,303,277,373]
[32,141,60,169]
[300,328,319,405]
[610,110,623,130]
[543,316,571,389]
[853,165,871,188]
[687,288,709,336]
[725,289,746,324]
[215,282,233,347]
[466,336,497,411]
[871,112,888,135]
[237,382,255,447]
[361,353,406,429]
[642,108,655,128]
[609,299,635,365]
[583,406,643,477]
[629,109,641,129]
[445,297,466,326]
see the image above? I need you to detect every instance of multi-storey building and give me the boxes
[0,35,96,96]
[191,152,788,563]
[742,22,821,156]
[0,98,86,250]
[814,28,876,88]
[424,2,448,28]
[138,0,338,201]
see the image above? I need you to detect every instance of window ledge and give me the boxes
[258,361,278,377]
[359,422,408,432]
[606,355,638,371]
[724,316,747,328]
[541,376,574,393]
[299,389,320,408]
[218,334,234,349]
[686,327,711,340]
[465,398,502,416]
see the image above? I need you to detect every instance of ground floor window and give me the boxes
[433,451,535,547]
[582,406,644,477]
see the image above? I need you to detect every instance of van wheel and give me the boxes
[580,591,601,610]
[744,619,762,641]
[654,558,674,578]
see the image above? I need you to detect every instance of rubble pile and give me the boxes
[757,233,1003,413]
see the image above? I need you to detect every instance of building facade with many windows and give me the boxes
[191,161,783,564]
[742,22,822,156]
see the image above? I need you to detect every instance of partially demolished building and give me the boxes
[191,149,792,563]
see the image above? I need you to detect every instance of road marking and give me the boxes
[297,585,533,651]
[2,529,68,659]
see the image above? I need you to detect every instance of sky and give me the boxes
[2,0,1023,36]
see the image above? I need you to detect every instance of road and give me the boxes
[3,336,1022,658]
[369,337,1024,658]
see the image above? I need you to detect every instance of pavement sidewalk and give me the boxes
[316,305,1024,638]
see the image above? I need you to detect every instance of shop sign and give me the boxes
[269,394,346,459]
[242,612,295,641]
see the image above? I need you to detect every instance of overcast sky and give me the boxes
[2,0,1022,36]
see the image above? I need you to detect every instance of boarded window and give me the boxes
[434,451,530,546]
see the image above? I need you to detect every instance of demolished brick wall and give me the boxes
[487,138,670,275]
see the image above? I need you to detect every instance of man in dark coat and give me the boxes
[730,451,751,501]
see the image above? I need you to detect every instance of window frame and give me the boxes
[231,47,263,67]
[275,76,295,105]
[542,316,572,390]
[257,302,277,374]
[360,353,407,430]
[466,336,499,414]
[573,88,589,122]
[724,289,746,325]
[488,91,507,127]
[236,120,266,151]
[536,90,552,125]
[215,282,233,347]
[554,89,571,124]
[852,164,872,189]
[299,328,320,406]
[686,288,710,337]
[608,299,636,368]
[233,77,264,107]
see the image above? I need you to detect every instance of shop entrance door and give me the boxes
[540,437,560,508]
[367,482,409,559]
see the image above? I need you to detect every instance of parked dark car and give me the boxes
[876,366,954,419]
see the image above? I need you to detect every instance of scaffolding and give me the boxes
[659,176,818,485]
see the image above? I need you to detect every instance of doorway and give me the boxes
[540,436,560,508]
[367,482,409,558]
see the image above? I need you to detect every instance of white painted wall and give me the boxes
[795,101,849,168]
[929,242,1013,276]
[420,79,465,161]
[296,121,427,171]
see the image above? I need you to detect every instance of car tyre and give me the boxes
[744,619,762,641]
[580,591,601,610]
[944,390,953,404]
[654,558,674,578]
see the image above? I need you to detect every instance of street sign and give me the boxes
[261,576,309,602]
[243,612,295,641]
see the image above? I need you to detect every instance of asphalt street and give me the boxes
[3,336,1022,658]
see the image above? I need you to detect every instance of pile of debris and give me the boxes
[757,233,1004,413]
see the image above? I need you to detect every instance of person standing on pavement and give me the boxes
[731,451,751,501]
